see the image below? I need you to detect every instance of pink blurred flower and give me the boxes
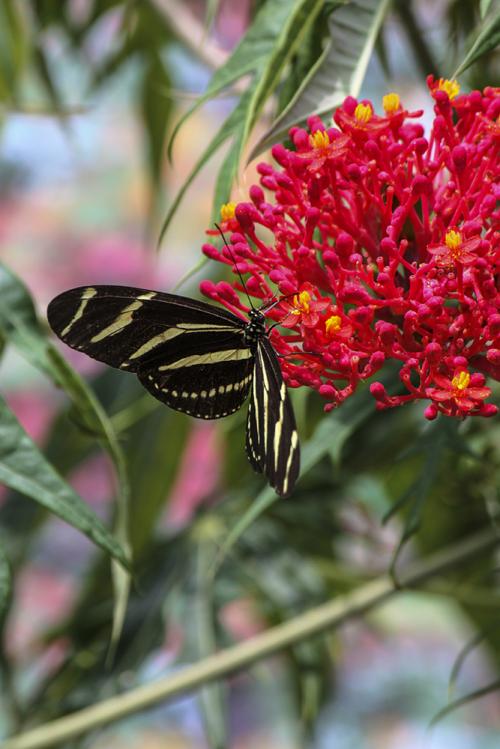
[165,422,221,527]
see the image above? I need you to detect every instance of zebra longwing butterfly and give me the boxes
[47,286,300,496]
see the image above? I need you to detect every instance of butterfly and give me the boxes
[47,285,300,496]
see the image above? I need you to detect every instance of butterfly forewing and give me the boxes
[246,338,300,497]
[47,285,246,368]
[47,285,253,419]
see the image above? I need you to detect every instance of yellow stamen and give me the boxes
[325,315,342,335]
[383,92,400,114]
[292,290,311,315]
[354,103,372,124]
[298,290,311,312]
[310,130,330,150]
[220,202,236,221]
[444,229,463,258]
[445,229,462,250]
[451,371,470,391]
[437,78,460,100]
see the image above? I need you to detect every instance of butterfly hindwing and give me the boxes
[246,337,300,497]
[137,336,254,418]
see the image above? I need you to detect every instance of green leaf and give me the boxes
[430,678,500,727]
[480,0,494,18]
[204,0,221,32]
[161,0,325,240]
[249,0,391,159]
[453,10,500,77]
[195,531,227,749]
[141,52,172,195]
[0,540,11,627]
[159,89,254,243]
[0,395,128,567]
[0,0,29,103]
[0,262,132,641]
[167,0,298,161]
[210,393,374,574]
[383,419,461,579]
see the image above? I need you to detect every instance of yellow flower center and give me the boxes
[310,130,330,150]
[437,78,460,100]
[292,290,311,314]
[451,371,470,391]
[220,202,236,221]
[383,93,400,114]
[325,315,342,335]
[354,103,372,123]
[444,229,463,258]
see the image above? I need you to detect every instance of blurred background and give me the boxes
[0,1,499,747]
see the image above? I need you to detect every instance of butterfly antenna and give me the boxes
[215,223,255,310]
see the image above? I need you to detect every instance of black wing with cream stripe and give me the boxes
[47,284,300,495]
[246,338,300,496]
[47,285,252,419]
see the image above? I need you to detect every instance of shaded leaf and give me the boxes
[141,51,172,191]
[448,630,487,699]
[196,532,227,749]
[453,10,500,77]
[161,0,324,240]
[384,419,462,579]
[0,395,128,567]
[0,540,11,627]
[0,0,29,102]
[250,0,391,159]
[480,0,494,18]
[0,262,132,640]
[210,392,374,574]
[430,678,500,727]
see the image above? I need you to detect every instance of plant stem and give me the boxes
[2,526,498,749]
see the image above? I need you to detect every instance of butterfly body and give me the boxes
[47,286,300,496]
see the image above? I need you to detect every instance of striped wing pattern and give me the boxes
[48,284,300,495]
[47,286,252,418]
[246,338,300,497]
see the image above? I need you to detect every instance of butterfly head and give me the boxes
[244,308,266,346]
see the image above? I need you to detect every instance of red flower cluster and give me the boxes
[201,77,499,419]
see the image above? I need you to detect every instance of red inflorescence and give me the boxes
[200,77,500,419]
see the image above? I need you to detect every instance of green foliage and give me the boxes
[250,0,391,159]
[453,7,500,76]
[161,0,325,240]
[0,393,128,566]
[0,2,499,747]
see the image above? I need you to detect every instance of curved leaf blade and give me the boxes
[453,10,500,77]
[250,0,391,159]
[167,0,298,161]
[162,0,325,239]
[0,262,132,639]
[0,540,11,626]
[210,394,374,575]
[0,396,129,567]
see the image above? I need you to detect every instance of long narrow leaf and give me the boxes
[250,0,391,159]
[0,396,128,567]
[162,0,325,240]
[167,0,298,161]
[0,262,132,639]
[453,10,500,77]
[210,394,374,575]
[0,540,11,626]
